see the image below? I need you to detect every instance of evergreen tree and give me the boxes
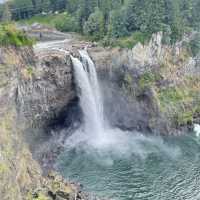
[192,0,200,30]
[145,0,165,34]
[108,8,128,38]
[75,0,97,32]
[164,0,183,43]
[3,0,200,43]
[13,0,34,19]
[180,0,193,26]
[1,3,11,22]
[83,7,105,40]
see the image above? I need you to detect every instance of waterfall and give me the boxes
[70,50,104,136]
[79,50,104,124]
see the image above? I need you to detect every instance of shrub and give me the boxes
[158,87,186,106]
[174,111,193,126]
[101,31,151,48]
[0,23,34,46]
[139,72,162,90]
[53,12,79,32]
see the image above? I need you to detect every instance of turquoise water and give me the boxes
[56,131,200,200]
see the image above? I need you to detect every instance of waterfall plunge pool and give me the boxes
[56,130,200,200]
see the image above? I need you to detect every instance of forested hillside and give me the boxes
[0,0,200,44]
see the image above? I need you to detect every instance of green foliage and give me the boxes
[158,87,187,107]
[83,8,105,40]
[12,0,34,19]
[102,31,150,48]
[158,86,195,126]
[124,0,165,34]
[108,8,128,38]
[19,15,56,26]
[53,12,79,32]
[27,192,50,200]
[1,3,11,22]
[20,13,79,32]
[0,24,34,46]
[192,0,200,30]
[0,163,8,174]
[174,111,194,126]
[189,33,200,56]
[3,0,200,45]
[26,66,34,75]
[139,72,161,90]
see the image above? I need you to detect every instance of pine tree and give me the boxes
[83,7,105,40]
[192,0,200,30]
[108,8,128,38]
[1,3,11,22]
[164,0,183,43]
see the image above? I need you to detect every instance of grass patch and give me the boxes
[19,12,79,32]
[0,163,8,174]
[139,72,162,90]
[27,192,50,200]
[158,87,188,106]
[174,111,194,126]
[0,23,34,46]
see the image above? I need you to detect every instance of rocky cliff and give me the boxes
[0,46,88,200]
[89,32,200,135]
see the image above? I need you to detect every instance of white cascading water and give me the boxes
[68,49,181,154]
[194,124,200,137]
[70,50,104,137]
[79,50,104,125]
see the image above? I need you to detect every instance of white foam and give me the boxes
[194,124,200,137]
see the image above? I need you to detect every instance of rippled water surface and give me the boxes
[56,130,200,200]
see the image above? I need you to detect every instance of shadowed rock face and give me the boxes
[17,50,76,129]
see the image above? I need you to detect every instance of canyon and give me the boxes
[0,31,200,199]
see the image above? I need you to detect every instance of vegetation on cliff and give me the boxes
[0,23,34,46]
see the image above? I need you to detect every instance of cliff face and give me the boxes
[0,47,84,200]
[0,47,41,199]
[89,32,200,135]
[17,49,75,129]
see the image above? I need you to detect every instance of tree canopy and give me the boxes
[0,0,200,43]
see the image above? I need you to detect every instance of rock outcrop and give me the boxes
[89,32,200,135]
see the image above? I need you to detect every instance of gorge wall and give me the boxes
[89,32,200,135]
[0,47,85,200]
